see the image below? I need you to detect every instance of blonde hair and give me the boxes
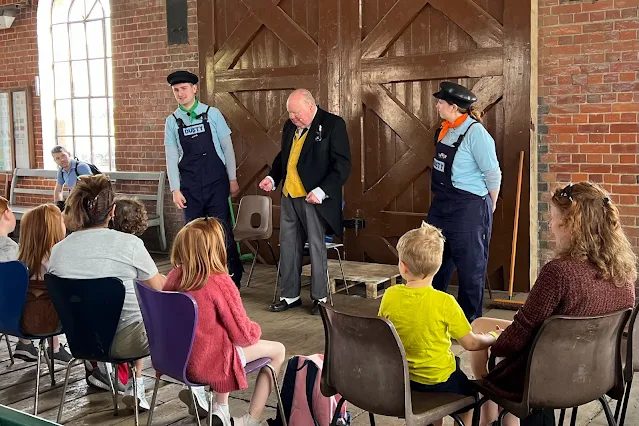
[64,174,114,231]
[18,204,65,277]
[397,222,445,278]
[551,182,637,285]
[170,217,228,291]
[446,101,483,123]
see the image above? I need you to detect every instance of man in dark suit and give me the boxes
[259,89,351,315]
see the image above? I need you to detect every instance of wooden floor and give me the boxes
[1,260,638,425]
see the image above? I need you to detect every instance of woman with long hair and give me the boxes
[49,174,165,410]
[470,182,637,426]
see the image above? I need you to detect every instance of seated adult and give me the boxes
[14,204,71,363]
[51,145,92,211]
[470,182,637,426]
[48,174,165,410]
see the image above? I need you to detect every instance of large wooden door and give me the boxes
[198,0,532,292]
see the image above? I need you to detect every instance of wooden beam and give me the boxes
[266,112,289,143]
[214,15,263,70]
[530,0,539,287]
[428,0,504,48]
[214,93,281,163]
[239,0,318,64]
[472,76,504,112]
[502,0,532,292]
[362,84,433,160]
[236,151,267,191]
[214,65,318,92]
[361,0,428,59]
[196,0,215,104]
[362,48,503,84]
[363,211,425,236]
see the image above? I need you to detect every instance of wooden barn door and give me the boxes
[197,0,532,292]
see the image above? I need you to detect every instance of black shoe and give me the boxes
[269,299,302,312]
[311,300,321,316]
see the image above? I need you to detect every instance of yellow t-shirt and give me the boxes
[378,284,472,385]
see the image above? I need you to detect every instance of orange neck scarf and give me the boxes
[437,114,468,142]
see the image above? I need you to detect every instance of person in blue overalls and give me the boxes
[426,81,502,322]
[164,70,243,288]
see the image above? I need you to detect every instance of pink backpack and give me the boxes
[268,354,350,426]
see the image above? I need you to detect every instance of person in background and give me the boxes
[14,204,71,364]
[164,70,243,288]
[0,196,18,262]
[51,145,92,211]
[426,81,502,322]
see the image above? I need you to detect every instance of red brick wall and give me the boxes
[0,0,42,200]
[537,0,639,265]
[110,0,199,247]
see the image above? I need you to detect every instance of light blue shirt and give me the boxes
[439,116,501,197]
[164,103,235,191]
[56,159,92,189]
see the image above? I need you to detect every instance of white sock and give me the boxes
[233,413,260,426]
[215,402,230,418]
[317,297,327,303]
[280,296,300,304]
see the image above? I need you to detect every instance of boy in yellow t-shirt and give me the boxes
[379,222,497,426]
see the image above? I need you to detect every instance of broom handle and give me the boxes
[508,151,524,299]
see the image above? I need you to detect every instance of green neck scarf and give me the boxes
[179,99,199,123]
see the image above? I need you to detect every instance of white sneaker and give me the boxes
[122,379,150,411]
[209,406,231,426]
[178,386,209,418]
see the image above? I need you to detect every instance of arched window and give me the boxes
[38,0,114,170]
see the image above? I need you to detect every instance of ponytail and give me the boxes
[462,105,483,123]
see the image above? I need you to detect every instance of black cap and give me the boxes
[167,70,199,86]
[432,81,477,109]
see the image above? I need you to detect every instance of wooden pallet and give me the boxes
[301,260,402,299]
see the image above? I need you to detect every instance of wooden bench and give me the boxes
[302,259,402,299]
[9,168,167,251]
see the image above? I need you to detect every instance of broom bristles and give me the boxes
[488,298,525,311]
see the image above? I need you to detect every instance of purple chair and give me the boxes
[135,282,288,426]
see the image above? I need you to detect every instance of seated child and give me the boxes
[16,204,71,363]
[110,197,148,236]
[0,196,18,262]
[378,222,498,426]
[164,217,286,426]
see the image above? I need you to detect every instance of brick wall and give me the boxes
[537,0,639,265]
[0,0,42,200]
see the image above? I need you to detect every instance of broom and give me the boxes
[489,150,526,310]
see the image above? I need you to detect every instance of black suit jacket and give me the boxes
[269,107,351,238]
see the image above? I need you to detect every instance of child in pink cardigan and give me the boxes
[164,217,286,426]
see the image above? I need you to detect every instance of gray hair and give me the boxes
[289,88,316,107]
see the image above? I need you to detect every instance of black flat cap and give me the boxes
[433,82,477,109]
[167,70,199,86]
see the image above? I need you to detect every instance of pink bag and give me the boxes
[268,354,350,426]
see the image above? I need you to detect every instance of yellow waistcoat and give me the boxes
[283,129,309,198]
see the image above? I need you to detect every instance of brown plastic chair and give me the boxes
[232,195,277,287]
[472,309,631,426]
[613,304,639,426]
[319,304,477,426]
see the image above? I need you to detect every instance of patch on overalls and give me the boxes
[183,124,205,137]
[433,158,445,173]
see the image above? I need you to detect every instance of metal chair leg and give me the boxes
[246,240,260,288]
[618,378,633,426]
[208,386,214,426]
[558,409,566,426]
[3,334,14,365]
[266,364,287,426]
[106,363,119,416]
[45,337,55,386]
[334,246,349,296]
[368,412,376,426]
[570,407,579,426]
[450,413,465,426]
[57,358,81,423]
[326,267,333,307]
[273,260,281,304]
[600,396,618,426]
[330,397,346,426]
[189,387,203,426]
[265,240,278,270]
[146,372,161,426]
[497,408,508,426]
[34,339,44,415]
[131,363,140,426]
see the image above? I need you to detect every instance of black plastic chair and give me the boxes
[472,309,631,426]
[45,273,149,425]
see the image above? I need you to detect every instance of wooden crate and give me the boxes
[301,260,402,299]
